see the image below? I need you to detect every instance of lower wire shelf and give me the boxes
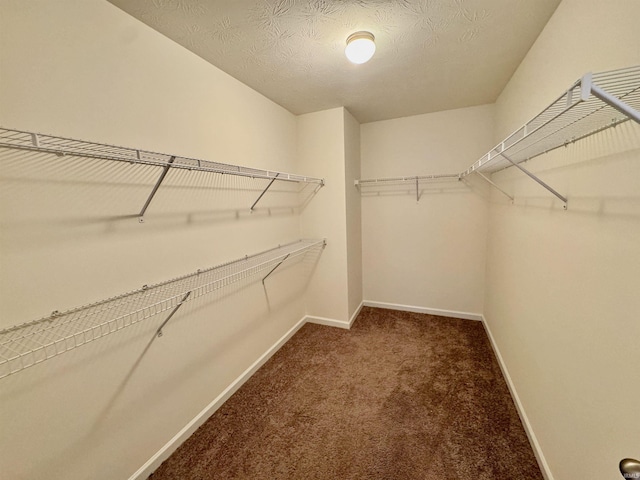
[0,238,326,379]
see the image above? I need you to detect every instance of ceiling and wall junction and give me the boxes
[107,0,562,122]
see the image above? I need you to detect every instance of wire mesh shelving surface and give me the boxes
[355,174,460,186]
[462,65,640,176]
[0,239,325,379]
[0,127,324,185]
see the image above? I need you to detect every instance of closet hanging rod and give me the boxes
[0,127,325,185]
[0,238,326,379]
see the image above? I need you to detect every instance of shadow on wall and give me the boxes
[59,252,322,473]
[482,124,640,217]
[0,244,325,478]
[0,148,321,248]
[489,194,640,221]
[0,242,325,396]
[357,177,486,200]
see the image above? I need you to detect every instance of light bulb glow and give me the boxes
[345,32,375,64]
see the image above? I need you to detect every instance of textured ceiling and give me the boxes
[107,0,561,123]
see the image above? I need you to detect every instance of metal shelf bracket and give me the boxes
[261,239,326,285]
[262,253,290,285]
[251,173,280,211]
[500,153,568,209]
[139,156,176,222]
[474,171,515,203]
[156,291,191,337]
[590,84,640,123]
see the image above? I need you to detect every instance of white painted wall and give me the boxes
[485,1,640,479]
[297,108,350,323]
[297,107,363,325]
[344,109,363,320]
[4,1,638,480]
[360,105,493,316]
[0,1,318,479]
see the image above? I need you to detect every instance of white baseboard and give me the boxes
[131,305,365,479]
[132,306,546,480]
[481,315,554,480]
[127,316,308,480]
[363,300,482,321]
[305,301,364,330]
[348,301,364,328]
[305,315,351,329]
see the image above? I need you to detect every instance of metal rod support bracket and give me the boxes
[139,156,176,222]
[251,173,280,211]
[500,153,568,209]
[262,253,290,285]
[591,84,640,124]
[475,171,515,203]
[156,291,191,337]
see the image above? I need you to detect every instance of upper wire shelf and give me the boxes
[462,65,640,176]
[0,127,324,184]
[355,174,461,202]
[355,173,460,186]
[0,127,324,218]
[0,239,326,379]
[355,66,640,208]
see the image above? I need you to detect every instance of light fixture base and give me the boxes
[346,31,374,44]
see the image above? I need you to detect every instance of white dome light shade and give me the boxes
[345,31,375,64]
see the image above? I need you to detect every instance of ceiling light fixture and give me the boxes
[345,31,375,64]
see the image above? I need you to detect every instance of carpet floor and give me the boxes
[149,307,543,479]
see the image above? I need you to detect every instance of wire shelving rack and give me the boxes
[462,66,640,177]
[355,174,461,201]
[0,239,326,379]
[0,127,325,218]
[355,174,460,186]
[356,65,640,208]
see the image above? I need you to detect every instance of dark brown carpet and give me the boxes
[149,307,543,480]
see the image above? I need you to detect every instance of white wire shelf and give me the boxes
[462,65,640,176]
[0,126,324,217]
[355,174,460,186]
[355,174,461,201]
[0,239,326,379]
[0,127,324,184]
[355,66,640,208]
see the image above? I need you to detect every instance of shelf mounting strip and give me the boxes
[0,127,324,220]
[0,239,326,379]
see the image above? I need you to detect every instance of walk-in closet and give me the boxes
[1,1,639,479]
